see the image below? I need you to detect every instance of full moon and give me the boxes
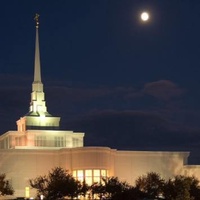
[141,12,149,21]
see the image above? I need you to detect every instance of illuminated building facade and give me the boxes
[0,15,200,199]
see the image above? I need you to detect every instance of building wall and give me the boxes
[0,149,59,197]
[114,151,189,185]
[184,165,200,180]
[0,130,85,149]
[0,147,198,198]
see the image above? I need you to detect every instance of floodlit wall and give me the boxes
[0,149,59,198]
[184,165,200,180]
[114,151,190,185]
[0,147,194,198]
[0,130,85,149]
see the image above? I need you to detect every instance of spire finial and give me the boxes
[34,13,40,28]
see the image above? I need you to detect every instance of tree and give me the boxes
[189,176,200,200]
[102,177,131,199]
[29,175,48,198]
[79,180,89,198]
[90,177,131,200]
[30,167,81,200]
[111,186,145,200]
[163,175,200,200]
[135,172,164,199]
[90,182,105,199]
[0,173,14,196]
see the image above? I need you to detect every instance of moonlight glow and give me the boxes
[141,12,149,21]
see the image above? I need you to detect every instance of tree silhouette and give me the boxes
[163,175,200,200]
[90,177,132,199]
[30,167,81,200]
[135,172,164,199]
[0,173,14,196]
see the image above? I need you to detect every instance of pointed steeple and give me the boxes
[17,14,60,131]
[33,13,43,92]
[30,13,46,114]
[34,13,42,84]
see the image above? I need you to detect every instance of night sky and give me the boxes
[1,1,200,163]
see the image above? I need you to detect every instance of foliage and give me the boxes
[30,167,81,200]
[110,186,144,200]
[79,180,89,197]
[189,176,200,200]
[29,167,200,200]
[29,175,48,197]
[90,181,104,199]
[135,172,200,200]
[135,172,164,199]
[103,177,131,199]
[163,175,200,200]
[90,177,132,199]
[0,173,14,196]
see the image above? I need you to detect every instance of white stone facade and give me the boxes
[0,145,196,198]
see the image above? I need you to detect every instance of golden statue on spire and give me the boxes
[34,13,40,28]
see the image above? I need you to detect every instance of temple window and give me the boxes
[72,138,79,147]
[35,136,46,146]
[54,136,64,147]
[73,169,108,185]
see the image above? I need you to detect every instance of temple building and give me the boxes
[0,15,200,199]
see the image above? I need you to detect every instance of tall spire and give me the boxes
[33,13,42,83]
[17,13,60,130]
[29,13,46,114]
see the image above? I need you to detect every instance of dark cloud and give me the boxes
[0,74,32,86]
[46,85,137,103]
[0,75,200,164]
[46,86,112,103]
[63,109,198,147]
[143,80,184,101]
[42,80,198,131]
[0,85,29,133]
[45,85,139,118]
[63,110,200,164]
